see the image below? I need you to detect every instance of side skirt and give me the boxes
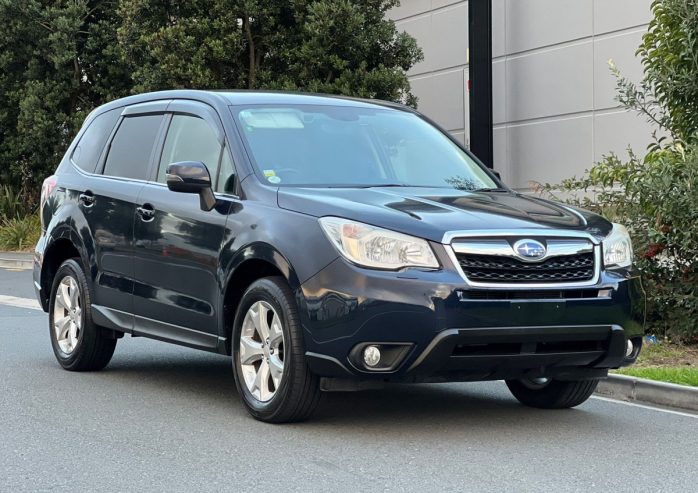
[91,304,227,354]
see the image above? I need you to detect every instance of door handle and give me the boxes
[136,203,155,222]
[79,191,95,207]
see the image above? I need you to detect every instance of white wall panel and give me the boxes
[506,42,594,122]
[593,29,646,110]
[409,69,466,131]
[508,117,594,188]
[505,0,593,54]
[593,0,652,34]
[593,110,656,162]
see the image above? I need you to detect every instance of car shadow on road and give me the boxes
[96,347,619,433]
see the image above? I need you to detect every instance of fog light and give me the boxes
[363,345,381,367]
[626,340,634,358]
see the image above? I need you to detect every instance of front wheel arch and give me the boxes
[221,246,301,355]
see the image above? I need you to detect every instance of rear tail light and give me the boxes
[40,175,57,229]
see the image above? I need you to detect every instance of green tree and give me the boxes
[0,0,131,195]
[0,0,421,201]
[614,0,698,144]
[118,0,422,103]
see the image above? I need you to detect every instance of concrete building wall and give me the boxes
[389,0,656,189]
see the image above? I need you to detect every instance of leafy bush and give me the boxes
[543,0,698,342]
[0,214,41,251]
[0,185,34,220]
[545,145,698,341]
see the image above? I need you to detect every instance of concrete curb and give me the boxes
[0,252,33,269]
[596,374,698,412]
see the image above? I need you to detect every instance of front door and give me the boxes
[132,104,235,349]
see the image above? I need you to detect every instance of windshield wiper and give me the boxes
[472,187,509,192]
[355,184,413,188]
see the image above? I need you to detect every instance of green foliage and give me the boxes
[547,144,698,342]
[613,0,698,144]
[616,367,698,387]
[544,0,698,342]
[118,0,422,103]
[0,214,41,251]
[0,185,33,220]
[0,0,422,203]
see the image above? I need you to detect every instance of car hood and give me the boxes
[277,187,612,243]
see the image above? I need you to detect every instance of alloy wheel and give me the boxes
[53,275,82,354]
[239,301,285,402]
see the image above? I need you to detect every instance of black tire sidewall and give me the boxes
[231,278,299,420]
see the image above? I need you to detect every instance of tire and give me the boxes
[232,276,320,423]
[49,258,116,371]
[506,377,599,409]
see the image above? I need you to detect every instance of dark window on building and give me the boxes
[103,114,163,180]
[71,109,121,173]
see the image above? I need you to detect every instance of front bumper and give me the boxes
[297,254,645,383]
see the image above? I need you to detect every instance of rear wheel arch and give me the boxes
[221,245,301,355]
[40,233,88,311]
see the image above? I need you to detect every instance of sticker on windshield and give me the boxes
[268,176,281,184]
[263,169,276,177]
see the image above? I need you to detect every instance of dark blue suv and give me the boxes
[34,90,645,422]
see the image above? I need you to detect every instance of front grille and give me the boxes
[456,252,595,284]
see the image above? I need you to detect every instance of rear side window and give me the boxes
[103,115,163,180]
[157,115,222,184]
[71,109,120,173]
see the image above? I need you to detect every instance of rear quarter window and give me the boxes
[103,114,163,180]
[71,109,121,173]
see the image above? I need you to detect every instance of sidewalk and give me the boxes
[0,251,33,269]
[597,374,698,413]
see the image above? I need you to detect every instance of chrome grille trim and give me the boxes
[444,230,602,289]
[451,239,593,262]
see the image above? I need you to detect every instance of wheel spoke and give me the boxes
[60,281,73,310]
[269,356,284,389]
[269,315,283,347]
[254,359,272,401]
[69,321,78,347]
[255,302,270,340]
[55,285,69,311]
[68,278,79,309]
[239,336,264,365]
[55,316,71,340]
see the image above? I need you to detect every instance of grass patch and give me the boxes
[616,367,698,387]
[0,214,40,251]
[613,342,698,387]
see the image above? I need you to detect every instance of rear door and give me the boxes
[78,103,166,328]
[131,100,236,349]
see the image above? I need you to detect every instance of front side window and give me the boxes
[72,109,121,173]
[103,114,163,180]
[157,115,222,185]
[231,104,497,190]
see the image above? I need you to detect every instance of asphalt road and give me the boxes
[1,266,697,492]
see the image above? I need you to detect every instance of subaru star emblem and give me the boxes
[513,239,547,260]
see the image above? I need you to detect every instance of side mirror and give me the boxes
[166,161,216,211]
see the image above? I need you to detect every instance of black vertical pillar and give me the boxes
[468,0,494,168]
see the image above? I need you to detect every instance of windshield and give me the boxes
[231,104,498,190]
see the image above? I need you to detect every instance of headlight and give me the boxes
[602,223,633,268]
[319,217,439,270]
